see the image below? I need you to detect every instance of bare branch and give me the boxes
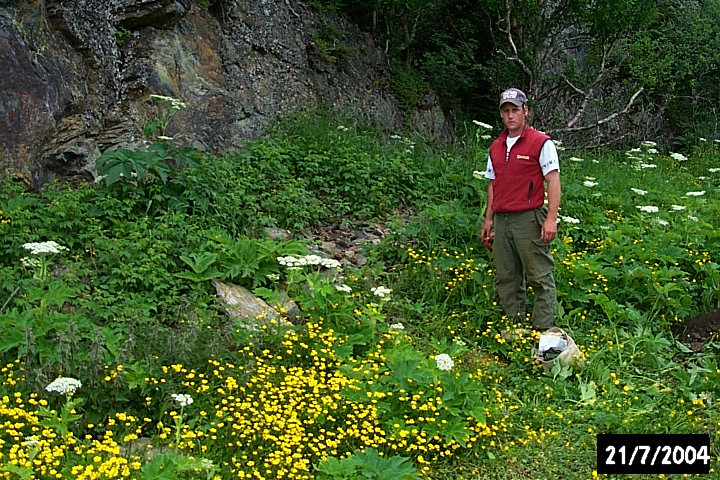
[548,87,644,134]
[502,0,533,80]
[566,38,619,128]
[561,74,585,96]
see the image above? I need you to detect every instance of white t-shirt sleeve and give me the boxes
[540,140,560,176]
[484,155,495,180]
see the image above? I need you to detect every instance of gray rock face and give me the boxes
[0,0,450,187]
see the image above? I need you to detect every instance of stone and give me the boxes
[264,227,292,240]
[212,279,287,325]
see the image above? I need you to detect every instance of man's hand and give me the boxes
[541,218,557,243]
[481,218,493,240]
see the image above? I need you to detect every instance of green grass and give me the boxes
[0,112,718,479]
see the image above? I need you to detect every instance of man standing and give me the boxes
[480,88,560,330]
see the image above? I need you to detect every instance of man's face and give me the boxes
[500,102,527,135]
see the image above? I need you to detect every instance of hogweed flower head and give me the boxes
[22,437,40,447]
[636,205,659,213]
[46,377,82,395]
[686,191,706,197]
[23,241,68,255]
[170,393,194,407]
[20,257,42,268]
[670,152,688,161]
[278,254,340,269]
[434,353,454,371]
[559,215,580,224]
[472,120,493,130]
[371,286,391,298]
[335,284,352,293]
[630,188,647,195]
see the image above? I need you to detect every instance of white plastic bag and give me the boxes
[532,327,583,371]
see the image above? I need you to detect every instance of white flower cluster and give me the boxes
[583,180,598,187]
[20,257,41,268]
[472,120,493,130]
[569,156,584,162]
[277,255,340,269]
[23,241,68,255]
[639,163,657,169]
[671,205,686,211]
[708,168,720,173]
[559,215,580,224]
[22,437,39,447]
[636,205,659,213]
[434,353,454,371]
[149,94,186,110]
[686,191,706,197]
[472,170,485,180]
[670,152,688,162]
[46,377,82,394]
[335,284,352,293]
[371,286,391,298]
[641,141,657,148]
[630,188,648,195]
[389,322,405,330]
[171,393,194,407]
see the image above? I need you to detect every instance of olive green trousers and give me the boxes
[492,207,556,330]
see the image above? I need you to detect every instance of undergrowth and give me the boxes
[0,111,718,479]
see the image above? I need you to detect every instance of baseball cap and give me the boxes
[499,88,527,107]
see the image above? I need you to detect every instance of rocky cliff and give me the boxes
[1,0,450,187]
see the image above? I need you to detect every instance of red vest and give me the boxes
[489,125,550,213]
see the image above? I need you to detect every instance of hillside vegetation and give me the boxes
[315,0,720,148]
[0,112,719,479]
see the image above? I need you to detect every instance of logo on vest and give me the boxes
[516,155,531,160]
